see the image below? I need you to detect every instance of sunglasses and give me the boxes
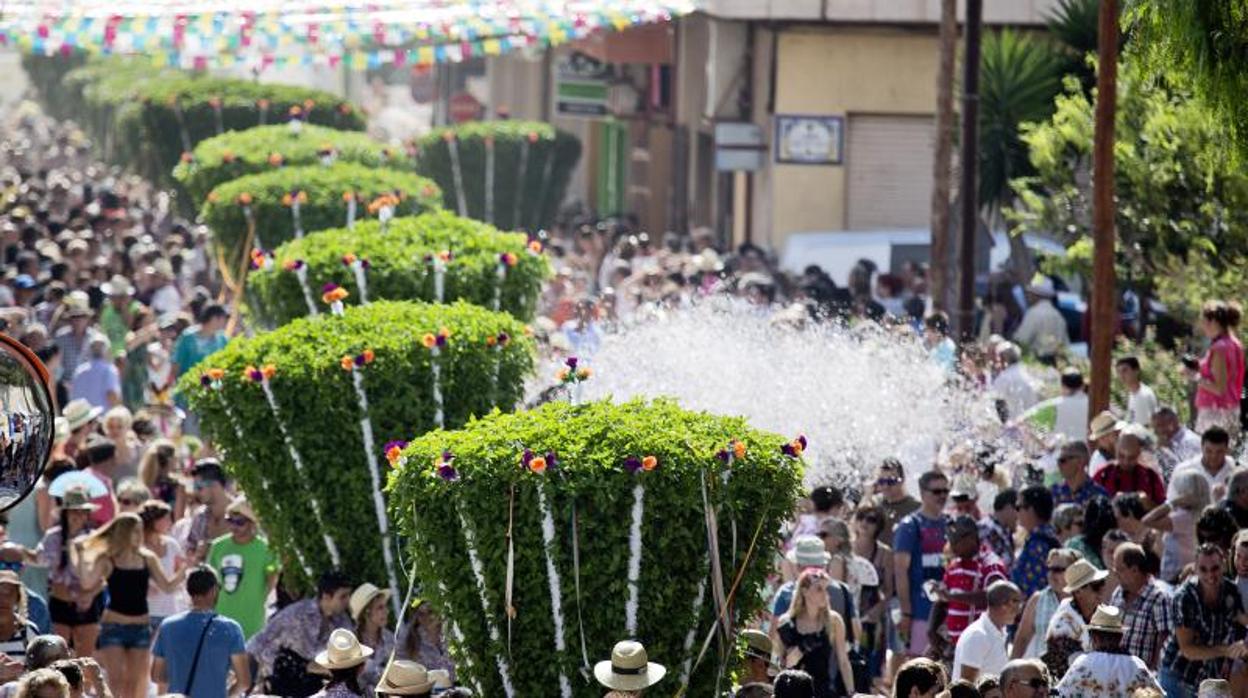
[1047,566,1068,573]
[0,561,23,573]
[925,488,950,497]
[118,498,139,506]
[226,516,250,527]
[1012,677,1048,690]
[875,477,902,487]
[1089,580,1106,592]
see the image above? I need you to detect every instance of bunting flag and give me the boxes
[7,0,693,73]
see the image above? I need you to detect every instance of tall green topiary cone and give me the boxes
[200,163,441,273]
[414,121,581,231]
[388,399,804,698]
[248,211,549,327]
[174,124,414,206]
[180,300,535,593]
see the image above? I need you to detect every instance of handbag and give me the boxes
[267,647,325,698]
[181,613,217,697]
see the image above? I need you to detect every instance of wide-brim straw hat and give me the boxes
[1063,559,1109,594]
[376,660,434,695]
[349,583,392,621]
[1088,410,1126,441]
[594,641,666,692]
[1087,604,1124,633]
[315,629,373,671]
[63,399,103,432]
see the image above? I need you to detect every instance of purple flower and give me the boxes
[322,282,340,294]
[354,354,366,366]
[797,434,808,450]
[423,254,434,263]
[623,456,642,474]
[361,259,371,270]
[435,334,447,348]
[715,449,729,462]
[383,440,408,454]
[566,357,579,370]
[545,451,558,470]
[200,374,212,387]
[437,463,459,481]
[781,443,796,457]
[497,331,510,346]
[441,450,455,462]
[521,449,534,467]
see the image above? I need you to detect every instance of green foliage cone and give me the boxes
[180,300,535,591]
[201,163,441,271]
[388,399,803,697]
[175,124,414,206]
[249,211,549,327]
[414,121,581,231]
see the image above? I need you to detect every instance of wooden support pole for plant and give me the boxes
[957,0,983,339]
[929,0,957,313]
[1090,0,1119,417]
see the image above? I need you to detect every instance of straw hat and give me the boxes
[102,275,134,297]
[1088,411,1126,441]
[1087,604,1124,633]
[1062,559,1109,594]
[741,629,772,663]
[315,629,373,671]
[375,660,434,695]
[1199,679,1233,698]
[594,641,666,692]
[1026,273,1057,298]
[349,583,392,621]
[785,535,831,568]
[226,498,258,525]
[63,399,103,432]
[61,487,99,512]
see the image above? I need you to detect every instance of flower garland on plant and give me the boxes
[493,252,517,313]
[249,248,273,272]
[622,453,658,636]
[486,331,510,404]
[342,253,371,305]
[524,447,573,698]
[442,131,468,216]
[343,191,358,230]
[199,367,313,579]
[423,250,452,303]
[780,434,808,458]
[340,346,400,610]
[288,104,305,135]
[322,283,349,316]
[282,189,308,239]
[421,327,452,428]
[245,363,340,566]
[256,98,270,126]
[368,192,401,232]
[208,96,224,135]
[556,356,592,405]
[282,259,319,317]
[236,192,263,250]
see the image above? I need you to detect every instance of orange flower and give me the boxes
[528,456,547,474]
[437,327,451,339]
[385,445,404,466]
[289,105,303,118]
[206,368,225,381]
[733,440,747,459]
[642,456,658,471]
[237,192,252,206]
[556,367,569,381]
[261,364,277,379]
[485,336,497,347]
[361,349,375,363]
[527,131,539,143]
[343,191,355,202]
[441,131,455,143]
[281,193,292,206]
[576,367,592,380]
[206,191,219,204]
[221,150,236,163]
[180,152,193,164]
[421,334,437,349]
[322,287,349,304]
[243,365,258,381]
[367,194,400,215]
[256,98,270,110]
[437,250,451,262]
[528,239,543,254]
[340,356,355,371]
[268,152,284,167]
[303,99,315,110]
[343,253,357,265]
[790,439,804,456]
[523,325,534,337]
[421,184,437,198]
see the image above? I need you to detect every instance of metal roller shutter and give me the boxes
[846,114,936,230]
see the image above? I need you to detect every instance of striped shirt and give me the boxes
[943,550,1008,641]
[0,620,38,664]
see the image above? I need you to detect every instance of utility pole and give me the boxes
[1089,0,1119,416]
[929,0,957,312]
[957,0,982,339]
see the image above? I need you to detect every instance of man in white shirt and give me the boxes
[1013,276,1069,364]
[1115,356,1158,426]
[1170,426,1235,501]
[1053,369,1090,443]
[1055,605,1161,697]
[1153,405,1203,481]
[952,580,1023,681]
[991,343,1039,421]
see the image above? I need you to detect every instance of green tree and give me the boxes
[1008,60,1248,316]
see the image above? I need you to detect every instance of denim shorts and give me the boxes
[97,622,151,650]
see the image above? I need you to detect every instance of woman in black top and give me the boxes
[776,569,854,697]
[74,512,184,698]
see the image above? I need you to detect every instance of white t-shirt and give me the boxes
[148,535,189,618]
[1054,393,1090,443]
[952,613,1010,680]
[1125,384,1158,426]
[1168,455,1235,501]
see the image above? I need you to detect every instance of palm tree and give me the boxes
[1047,0,1100,91]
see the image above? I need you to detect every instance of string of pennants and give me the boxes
[3,0,693,71]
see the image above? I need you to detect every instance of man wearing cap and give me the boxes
[206,499,278,639]
[152,566,250,698]
[929,516,1008,657]
[1051,441,1109,507]
[1093,427,1166,506]
[181,459,236,563]
[1054,605,1161,697]
[594,640,665,696]
[1014,274,1068,365]
[1110,542,1172,666]
[951,580,1022,682]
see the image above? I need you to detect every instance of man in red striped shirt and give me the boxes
[929,515,1008,658]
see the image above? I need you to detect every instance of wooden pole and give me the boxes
[929,0,957,312]
[957,0,982,339]
[1090,0,1119,417]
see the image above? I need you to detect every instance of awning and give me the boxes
[4,0,695,71]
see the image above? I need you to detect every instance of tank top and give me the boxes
[1025,588,1059,658]
[1197,334,1245,409]
[106,565,150,616]
[778,618,836,698]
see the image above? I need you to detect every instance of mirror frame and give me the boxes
[0,333,54,512]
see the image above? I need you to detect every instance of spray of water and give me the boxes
[543,300,999,487]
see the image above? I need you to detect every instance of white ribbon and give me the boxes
[260,377,340,566]
[458,508,516,698]
[678,557,711,690]
[625,482,645,637]
[447,137,468,216]
[513,140,530,230]
[431,346,444,428]
[433,258,446,304]
[484,137,495,224]
[346,196,357,230]
[537,484,573,698]
[288,119,302,136]
[350,368,400,613]
[294,265,318,318]
[351,260,370,305]
[291,200,304,238]
[493,262,505,312]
